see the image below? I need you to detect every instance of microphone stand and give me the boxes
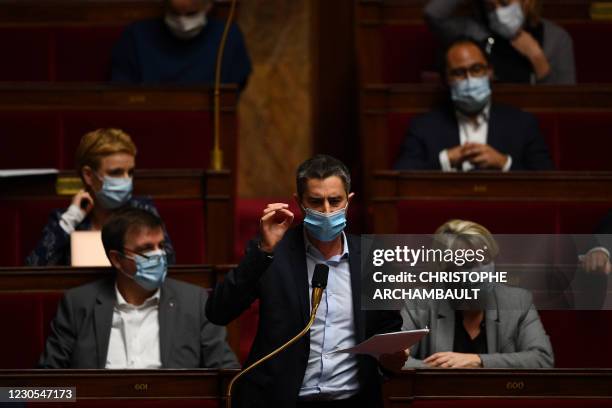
[225,286,325,408]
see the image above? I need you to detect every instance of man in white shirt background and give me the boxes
[394,37,554,171]
[39,207,238,369]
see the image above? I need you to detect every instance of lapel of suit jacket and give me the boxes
[486,104,503,152]
[485,288,500,353]
[159,281,177,367]
[288,225,310,327]
[347,234,365,342]
[442,104,462,148]
[435,301,455,352]
[93,279,115,368]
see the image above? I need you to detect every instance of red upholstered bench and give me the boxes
[541,310,612,368]
[0,198,207,266]
[0,112,62,169]
[381,24,440,84]
[61,111,214,169]
[366,21,612,84]
[395,200,559,234]
[0,111,214,171]
[385,111,612,172]
[0,28,53,81]
[153,199,206,264]
[563,21,612,84]
[54,27,123,82]
[0,26,122,82]
[556,112,612,171]
[0,292,61,369]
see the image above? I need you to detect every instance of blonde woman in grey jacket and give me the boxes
[401,219,554,368]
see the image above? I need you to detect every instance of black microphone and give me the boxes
[311,264,329,309]
[226,263,330,408]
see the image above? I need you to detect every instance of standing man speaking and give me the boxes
[206,155,405,407]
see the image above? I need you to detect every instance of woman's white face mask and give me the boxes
[488,2,525,40]
[164,10,207,40]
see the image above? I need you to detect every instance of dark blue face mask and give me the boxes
[303,205,348,242]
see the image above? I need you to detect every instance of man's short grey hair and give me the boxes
[296,154,351,199]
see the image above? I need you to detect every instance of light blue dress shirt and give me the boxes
[299,231,360,400]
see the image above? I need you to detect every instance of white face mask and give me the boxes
[488,2,525,40]
[164,10,207,40]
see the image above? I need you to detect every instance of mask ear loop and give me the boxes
[115,252,137,282]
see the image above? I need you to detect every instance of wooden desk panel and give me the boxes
[0,1,236,27]
[0,369,610,402]
[362,84,612,113]
[0,369,239,400]
[369,171,612,234]
[383,369,612,408]
[0,265,233,292]
[0,83,237,111]
[372,171,612,202]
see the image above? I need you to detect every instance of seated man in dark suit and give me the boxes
[206,155,405,408]
[394,37,554,171]
[111,0,251,89]
[39,207,238,369]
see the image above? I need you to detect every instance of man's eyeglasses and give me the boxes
[448,63,489,80]
[122,245,170,260]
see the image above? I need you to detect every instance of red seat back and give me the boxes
[0,26,122,82]
[0,198,208,266]
[384,111,612,171]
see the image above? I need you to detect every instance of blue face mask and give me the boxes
[123,249,168,291]
[450,76,492,115]
[303,205,347,242]
[96,175,133,210]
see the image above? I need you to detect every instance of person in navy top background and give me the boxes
[111,0,252,90]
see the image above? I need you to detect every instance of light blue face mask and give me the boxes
[488,2,525,40]
[123,249,168,291]
[95,175,133,210]
[450,76,492,115]
[303,205,348,242]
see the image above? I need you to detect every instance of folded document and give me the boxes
[330,329,429,358]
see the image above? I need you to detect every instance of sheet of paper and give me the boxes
[330,329,429,358]
[0,168,58,178]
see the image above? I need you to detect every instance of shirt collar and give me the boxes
[303,227,349,264]
[115,284,160,310]
[455,103,491,127]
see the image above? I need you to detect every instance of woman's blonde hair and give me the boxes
[434,219,499,260]
[75,128,137,175]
